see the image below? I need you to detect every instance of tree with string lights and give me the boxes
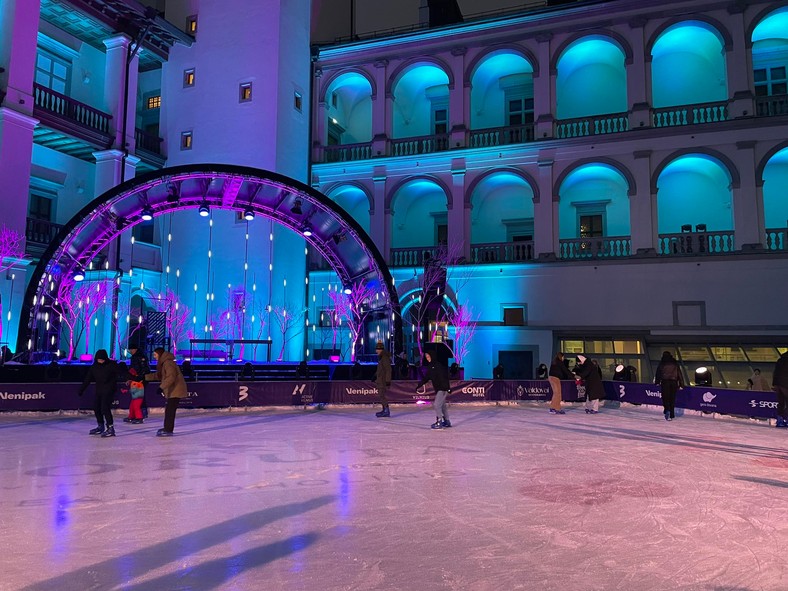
[446,304,478,368]
[328,280,379,362]
[271,302,306,362]
[55,277,111,359]
[0,224,24,345]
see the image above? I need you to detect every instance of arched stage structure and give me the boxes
[17,164,401,358]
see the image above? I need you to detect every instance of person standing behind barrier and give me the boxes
[78,349,119,437]
[746,368,770,391]
[654,351,684,421]
[372,341,392,417]
[145,348,187,437]
[772,351,788,429]
[416,351,452,429]
[548,352,573,415]
[576,355,604,414]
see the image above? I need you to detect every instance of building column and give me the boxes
[448,47,466,150]
[533,157,556,258]
[626,18,651,129]
[313,99,328,162]
[0,0,40,114]
[732,141,761,249]
[370,170,388,260]
[103,35,139,154]
[0,108,37,239]
[533,33,554,141]
[725,7,754,119]
[630,150,657,254]
[372,60,389,157]
[94,150,140,271]
[448,163,469,260]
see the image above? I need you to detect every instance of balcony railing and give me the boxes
[26,217,63,245]
[558,236,631,259]
[756,95,788,117]
[389,246,444,267]
[765,228,788,251]
[658,231,735,255]
[554,112,629,139]
[391,134,450,157]
[470,241,534,263]
[324,142,373,163]
[135,128,164,156]
[652,101,728,128]
[33,83,112,136]
[469,124,535,148]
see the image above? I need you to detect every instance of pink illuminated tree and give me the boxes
[271,302,306,362]
[328,280,379,361]
[0,224,24,344]
[55,278,111,359]
[447,304,478,367]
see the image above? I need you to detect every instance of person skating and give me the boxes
[123,343,150,424]
[78,349,119,437]
[548,352,574,414]
[772,350,788,429]
[575,354,604,414]
[654,350,684,421]
[145,348,187,436]
[372,341,392,417]
[415,351,452,429]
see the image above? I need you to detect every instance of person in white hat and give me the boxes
[575,354,604,414]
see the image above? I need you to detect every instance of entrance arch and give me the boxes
[18,164,401,356]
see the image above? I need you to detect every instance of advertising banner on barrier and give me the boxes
[0,379,778,418]
[603,381,779,418]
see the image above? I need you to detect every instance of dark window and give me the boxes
[433,108,448,134]
[437,223,448,246]
[239,83,252,102]
[180,131,193,150]
[132,220,155,244]
[186,15,198,35]
[579,215,603,238]
[506,97,534,126]
[183,69,195,87]
[29,194,53,221]
[35,50,69,94]
[294,91,303,112]
[754,66,787,96]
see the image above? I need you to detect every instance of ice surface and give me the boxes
[1,403,786,591]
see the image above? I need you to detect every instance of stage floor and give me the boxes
[1,403,786,591]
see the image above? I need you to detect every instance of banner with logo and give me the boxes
[0,380,778,418]
[603,381,779,418]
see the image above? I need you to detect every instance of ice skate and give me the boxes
[776,417,788,429]
[549,408,565,415]
[375,407,390,418]
[441,419,452,428]
[89,425,105,435]
[100,425,116,437]
[430,419,444,429]
[156,429,174,437]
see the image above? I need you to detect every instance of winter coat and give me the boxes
[747,373,771,391]
[549,357,574,380]
[373,350,392,390]
[129,350,150,383]
[576,359,605,400]
[417,359,451,393]
[145,352,188,399]
[79,358,119,398]
[773,353,788,388]
[655,359,684,386]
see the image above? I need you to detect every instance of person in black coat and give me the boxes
[654,350,684,421]
[772,351,788,428]
[416,351,452,429]
[548,352,574,414]
[78,349,119,437]
[575,354,605,414]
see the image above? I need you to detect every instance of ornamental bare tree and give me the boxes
[55,278,111,359]
[271,302,306,362]
[147,288,192,356]
[0,224,24,344]
[328,280,379,362]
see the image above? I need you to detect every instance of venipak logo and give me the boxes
[0,391,46,401]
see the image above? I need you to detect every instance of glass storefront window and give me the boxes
[614,340,642,354]
[710,346,747,362]
[744,347,780,362]
[584,340,615,354]
[678,346,709,361]
[717,364,758,389]
[561,340,584,354]
[648,345,677,360]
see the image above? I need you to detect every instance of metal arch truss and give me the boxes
[18,164,402,355]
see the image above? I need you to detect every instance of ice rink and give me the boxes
[1,402,786,591]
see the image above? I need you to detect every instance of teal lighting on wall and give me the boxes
[762,147,788,228]
[752,7,788,43]
[558,163,630,238]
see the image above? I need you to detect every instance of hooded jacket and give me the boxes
[417,358,451,392]
[373,349,392,389]
[145,351,188,399]
[79,350,119,398]
[575,358,605,400]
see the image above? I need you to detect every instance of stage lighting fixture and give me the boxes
[694,366,712,386]
[166,188,179,203]
[290,199,303,215]
[302,225,313,237]
[613,364,633,381]
[73,268,85,282]
[141,206,154,221]
[198,203,210,217]
[342,285,352,295]
[243,208,255,221]
[115,217,128,231]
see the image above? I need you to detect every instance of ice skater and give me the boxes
[415,351,452,429]
[548,352,573,414]
[654,350,684,421]
[773,350,788,429]
[145,348,187,437]
[372,341,392,417]
[575,354,604,414]
[123,343,150,424]
[78,349,119,437]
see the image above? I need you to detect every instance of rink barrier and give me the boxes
[0,380,779,418]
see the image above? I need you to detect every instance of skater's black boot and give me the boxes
[430,418,444,429]
[100,425,116,437]
[441,418,452,428]
[776,416,788,429]
[375,407,390,418]
[89,425,105,435]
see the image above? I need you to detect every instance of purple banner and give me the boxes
[0,380,778,419]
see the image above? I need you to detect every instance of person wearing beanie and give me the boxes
[78,349,119,437]
[416,351,452,429]
[654,350,684,421]
[145,347,188,436]
[124,343,150,424]
[548,352,574,415]
[372,341,392,417]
